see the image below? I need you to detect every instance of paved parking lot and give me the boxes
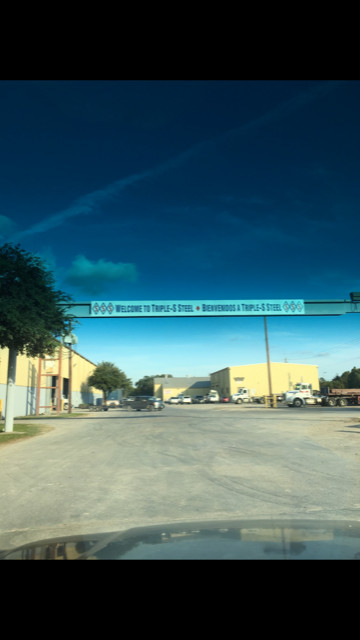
[0,403,359,550]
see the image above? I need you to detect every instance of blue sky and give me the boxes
[1,80,360,384]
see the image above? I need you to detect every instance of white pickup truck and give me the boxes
[205,390,220,403]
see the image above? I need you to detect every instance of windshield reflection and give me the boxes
[2,520,360,560]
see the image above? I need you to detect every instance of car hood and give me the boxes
[1,518,360,559]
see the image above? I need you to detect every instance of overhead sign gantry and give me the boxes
[65,294,360,318]
[57,293,360,414]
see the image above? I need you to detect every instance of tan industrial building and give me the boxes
[154,376,210,401]
[210,362,319,398]
[0,345,102,417]
[0,343,320,418]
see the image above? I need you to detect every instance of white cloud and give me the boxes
[64,254,138,295]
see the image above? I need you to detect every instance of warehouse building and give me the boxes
[154,376,211,401]
[210,363,319,398]
[0,345,102,417]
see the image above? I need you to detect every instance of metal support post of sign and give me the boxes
[264,317,273,402]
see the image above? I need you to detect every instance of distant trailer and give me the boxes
[321,389,360,406]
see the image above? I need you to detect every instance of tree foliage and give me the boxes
[87,361,132,401]
[320,367,360,389]
[134,375,154,395]
[0,243,73,357]
[134,374,173,396]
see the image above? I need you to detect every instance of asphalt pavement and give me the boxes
[0,403,359,551]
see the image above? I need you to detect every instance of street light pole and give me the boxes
[264,317,273,398]
[68,340,72,414]
[62,327,77,414]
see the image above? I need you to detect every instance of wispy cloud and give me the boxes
[64,254,138,296]
[10,81,342,242]
[0,215,19,242]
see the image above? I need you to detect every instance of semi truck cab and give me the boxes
[284,383,321,406]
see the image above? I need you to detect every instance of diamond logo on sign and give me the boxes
[100,303,107,314]
[107,303,114,314]
[282,300,304,314]
[93,303,99,314]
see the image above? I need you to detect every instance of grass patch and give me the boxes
[13,412,85,419]
[0,423,54,446]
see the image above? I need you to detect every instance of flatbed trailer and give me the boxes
[321,389,360,407]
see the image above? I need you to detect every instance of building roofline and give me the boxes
[55,339,97,367]
[210,362,319,374]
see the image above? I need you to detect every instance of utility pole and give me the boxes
[62,326,77,413]
[68,339,72,414]
[264,317,273,398]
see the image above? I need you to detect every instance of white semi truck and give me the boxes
[284,383,322,407]
[286,385,360,407]
[231,388,257,403]
[230,388,281,404]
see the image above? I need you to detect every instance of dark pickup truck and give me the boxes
[123,396,165,411]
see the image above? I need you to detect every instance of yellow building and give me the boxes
[154,376,210,401]
[210,362,319,398]
[0,345,102,417]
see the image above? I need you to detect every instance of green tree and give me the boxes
[348,367,360,388]
[331,375,344,389]
[134,374,173,396]
[0,243,73,432]
[134,375,154,395]
[0,243,73,357]
[319,377,332,391]
[320,368,360,390]
[87,362,132,403]
[339,370,350,388]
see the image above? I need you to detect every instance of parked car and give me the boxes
[123,396,164,411]
[192,395,205,403]
[168,397,180,404]
[220,396,230,403]
[106,398,120,407]
[179,396,192,404]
